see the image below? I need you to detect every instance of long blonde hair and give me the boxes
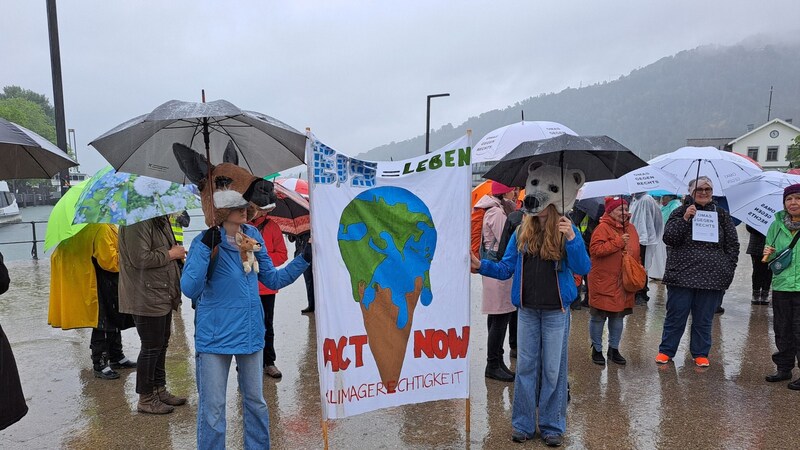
[516,203,563,260]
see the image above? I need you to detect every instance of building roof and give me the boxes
[728,118,800,145]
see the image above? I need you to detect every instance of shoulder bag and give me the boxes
[768,231,800,275]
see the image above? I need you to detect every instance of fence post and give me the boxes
[31,222,39,260]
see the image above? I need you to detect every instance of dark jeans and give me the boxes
[637,245,649,298]
[509,310,517,350]
[132,312,172,394]
[260,294,276,367]
[659,286,722,358]
[487,312,513,367]
[90,328,124,368]
[303,264,315,310]
[751,254,772,293]
[771,291,800,371]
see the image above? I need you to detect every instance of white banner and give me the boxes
[308,135,472,419]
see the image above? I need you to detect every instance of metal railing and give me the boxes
[0,215,207,260]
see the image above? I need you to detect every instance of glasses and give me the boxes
[694,188,713,193]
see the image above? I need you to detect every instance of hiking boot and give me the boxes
[137,391,174,414]
[110,357,137,369]
[156,386,187,406]
[788,378,800,390]
[608,348,627,365]
[485,365,514,382]
[694,356,710,367]
[93,366,120,380]
[655,353,670,364]
[760,291,771,305]
[765,371,792,382]
[542,434,563,447]
[264,365,283,379]
[591,346,605,365]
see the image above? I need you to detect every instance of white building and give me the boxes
[730,118,800,170]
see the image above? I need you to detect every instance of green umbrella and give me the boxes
[44,178,92,252]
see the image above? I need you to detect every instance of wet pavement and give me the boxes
[1,229,799,449]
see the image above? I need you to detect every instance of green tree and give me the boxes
[787,135,800,168]
[0,97,57,143]
[0,85,55,124]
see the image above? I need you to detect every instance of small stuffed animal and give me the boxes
[235,232,262,274]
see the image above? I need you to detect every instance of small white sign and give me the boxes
[693,210,719,242]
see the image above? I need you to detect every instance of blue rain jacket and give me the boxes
[181,224,310,354]
[478,225,591,309]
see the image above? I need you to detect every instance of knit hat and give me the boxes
[784,183,800,201]
[604,196,628,214]
[491,181,515,196]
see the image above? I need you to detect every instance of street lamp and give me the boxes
[425,93,450,154]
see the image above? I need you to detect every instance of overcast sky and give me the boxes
[2,0,799,176]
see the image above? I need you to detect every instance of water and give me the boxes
[0,206,206,262]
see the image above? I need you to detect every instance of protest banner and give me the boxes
[308,134,472,421]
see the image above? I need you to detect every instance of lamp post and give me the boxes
[425,93,450,154]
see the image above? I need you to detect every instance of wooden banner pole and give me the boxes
[322,419,329,450]
[466,398,471,433]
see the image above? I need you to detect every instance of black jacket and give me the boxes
[745,225,766,255]
[662,202,739,291]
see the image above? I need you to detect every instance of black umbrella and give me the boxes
[575,197,605,221]
[484,134,646,188]
[0,117,77,179]
[89,98,307,184]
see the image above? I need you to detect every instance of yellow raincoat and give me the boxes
[48,224,119,329]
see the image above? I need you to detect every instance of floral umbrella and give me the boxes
[73,166,201,226]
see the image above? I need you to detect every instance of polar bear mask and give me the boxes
[521,161,585,215]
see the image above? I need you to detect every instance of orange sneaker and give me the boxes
[655,353,670,364]
[694,357,710,367]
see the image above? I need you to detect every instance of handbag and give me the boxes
[621,250,647,292]
[768,231,800,275]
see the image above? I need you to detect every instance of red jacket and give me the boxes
[250,215,288,295]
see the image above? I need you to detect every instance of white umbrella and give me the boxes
[577,166,687,199]
[648,146,762,192]
[724,171,800,235]
[471,120,577,163]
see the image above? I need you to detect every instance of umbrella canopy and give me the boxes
[484,134,647,187]
[0,117,78,179]
[648,147,762,192]
[470,180,524,208]
[268,182,310,235]
[73,167,201,226]
[471,120,577,163]
[89,99,307,183]
[575,197,605,221]
[724,171,800,235]
[44,179,90,252]
[276,177,309,198]
[577,166,687,199]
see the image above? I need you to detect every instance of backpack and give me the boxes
[471,207,487,257]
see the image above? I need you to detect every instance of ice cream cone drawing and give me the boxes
[338,187,436,392]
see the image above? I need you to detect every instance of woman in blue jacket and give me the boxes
[471,203,590,447]
[181,204,311,450]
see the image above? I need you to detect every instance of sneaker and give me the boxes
[511,429,532,443]
[93,366,120,380]
[542,434,563,447]
[110,357,137,369]
[694,356,710,367]
[655,353,670,364]
[265,365,283,379]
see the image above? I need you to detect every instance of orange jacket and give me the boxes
[588,215,640,312]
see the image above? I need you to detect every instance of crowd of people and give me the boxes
[471,176,800,447]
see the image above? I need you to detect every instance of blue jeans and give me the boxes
[659,286,722,358]
[196,350,270,450]
[512,307,570,438]
[589,315,624,351]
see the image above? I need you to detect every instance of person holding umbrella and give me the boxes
[656,176,739,367]
[762,183,800,388]
[471,164,590,447]
[587,196,639,365]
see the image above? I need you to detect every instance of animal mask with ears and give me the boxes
[173,141,277,227]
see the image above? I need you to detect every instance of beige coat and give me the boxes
[476,195,516,315]
[118,216,181,316]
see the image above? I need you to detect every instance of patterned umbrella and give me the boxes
[268,182,310,235]
[73,167,201,226]
[276,177,309,198]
